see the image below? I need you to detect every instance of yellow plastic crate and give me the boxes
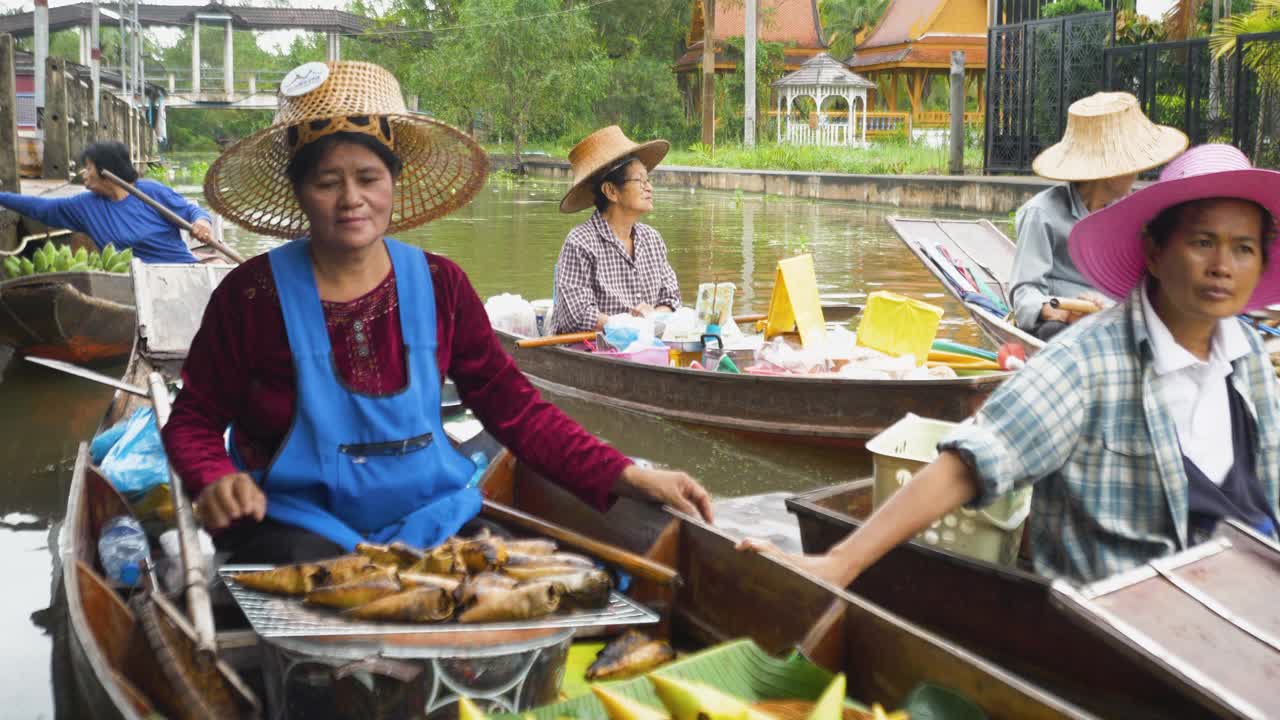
[867,414,1031,566]
[855,291,943,366]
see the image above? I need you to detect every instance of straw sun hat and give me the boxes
[204,61,488,238]
[1032,92,1188,182]
[559,126,670,214]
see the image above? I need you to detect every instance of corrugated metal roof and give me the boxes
[0,2,371,36]
[771,53,874,89]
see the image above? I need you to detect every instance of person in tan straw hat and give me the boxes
[162,63,712,564]
[548,126,679,335]
[1011,91,1187,340]
[740,144,1280,588]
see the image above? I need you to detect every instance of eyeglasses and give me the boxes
[619,177,652,188]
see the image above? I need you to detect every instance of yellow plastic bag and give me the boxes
[856,292,943,366]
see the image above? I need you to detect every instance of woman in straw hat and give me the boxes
[548,126,680,335]
[741,143,1280,586]
[161,62,712,563]
[1011,91,1187,340]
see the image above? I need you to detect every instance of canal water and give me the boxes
[0,175,1006,715]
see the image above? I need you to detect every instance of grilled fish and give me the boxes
[355,541,425,569]
[409,544,466,575]
[538,569,612,609]
[586,630,676,680]
[303,574,402,610]
[345,586,456,623]
[230,555,373,596]
[455,572,519,605]
[457,538,508,573]
[398,572,463,592]
[457,581,561,623]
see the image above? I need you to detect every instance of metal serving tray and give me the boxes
[220,565,659,639]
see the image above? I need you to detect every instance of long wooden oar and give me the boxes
[516,331,596,349]
[147,371,218,655]
[481,499,680,588]
[101,169,247,265]
[25,355,148,396]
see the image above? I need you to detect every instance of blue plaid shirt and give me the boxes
[940,289,1280,584]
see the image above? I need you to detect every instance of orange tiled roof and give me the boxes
[693,0,825,48]
[858,0,949,49]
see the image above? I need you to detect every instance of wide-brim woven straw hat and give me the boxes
[559,126,669,214]
[1032,91,1188,182]
[204,61,488,238]
[1069,143,1280,312]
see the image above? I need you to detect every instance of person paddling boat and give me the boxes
[742,144,1280,586]
[163,61,712,565]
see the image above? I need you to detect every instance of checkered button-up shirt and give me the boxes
[548,210,681,334]
[940,288,1280,585]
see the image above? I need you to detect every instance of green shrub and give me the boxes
[1040,0,1104,19]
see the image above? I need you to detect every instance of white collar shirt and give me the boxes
[1140,288,1253,485]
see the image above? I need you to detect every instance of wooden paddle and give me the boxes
[1049,297,1101,315]
[101,169,247,265]
[147,371,218,655]
[481,499,680,588]
[515,331,596,348]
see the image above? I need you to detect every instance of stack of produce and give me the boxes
[3,241,133,278]
[227,529,613,623]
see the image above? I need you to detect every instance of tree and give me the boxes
[818,0,888,62]
[1040,0,1104,19]
[1211,0,1280,86]
[410,0,606,162]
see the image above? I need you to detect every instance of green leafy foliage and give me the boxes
[818,0,889,61]
[1040,0,1105,18]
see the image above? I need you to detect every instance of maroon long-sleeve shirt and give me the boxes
[161,250,631,512]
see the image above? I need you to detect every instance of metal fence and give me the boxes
[1104,31,1280,169]
[992,0,1122,26]
[984,11,1114,173]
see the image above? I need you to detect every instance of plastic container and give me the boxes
[701,324,724,369]
[98,514,151,586]
[856,291,944,366]
[866,414,1031,566]
[600,347,670,367]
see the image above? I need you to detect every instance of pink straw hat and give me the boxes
[1068,144,1280,312]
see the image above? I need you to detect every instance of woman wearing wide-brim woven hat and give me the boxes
[1010,91,1189,342]
[742,145,1280,588]
[166,65,712,564]
[549,126,681,335]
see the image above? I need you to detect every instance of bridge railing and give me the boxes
[146,69,288,97]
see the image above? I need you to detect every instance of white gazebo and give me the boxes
[771,53,875,147]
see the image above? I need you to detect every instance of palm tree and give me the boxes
[1210,0,1280,161]
[819,0,889,61]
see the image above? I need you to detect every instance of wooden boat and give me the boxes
[886,217,1045,357]
[495,327,1005,446]
[0,228,234,365]
[52,269,1092,719]
[786,479,1242,719]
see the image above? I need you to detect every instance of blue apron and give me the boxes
[244,237,481,551]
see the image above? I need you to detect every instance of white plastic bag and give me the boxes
[661,307,700,341]
[485,293,538,337]
[604,314,655,350]
[757,336,829,374]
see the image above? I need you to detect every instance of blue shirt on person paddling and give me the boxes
[0,178,206,264]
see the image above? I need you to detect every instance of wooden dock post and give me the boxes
[68,78,89,175]
[0,34,21,251]
[42,56,71,180]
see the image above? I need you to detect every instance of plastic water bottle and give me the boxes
[97,515,150,586]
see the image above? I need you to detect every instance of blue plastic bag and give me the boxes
[92,407,171,497]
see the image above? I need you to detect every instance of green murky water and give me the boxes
[1,174,1006,715]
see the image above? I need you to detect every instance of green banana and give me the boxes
[101,244,117,266]
[40,241,56,264]
[20,258,35,276]
[4,257,20,278]
[32,252,48,273]
[73,247,88,265]
[67,262,89,272]
[53,253,69,272]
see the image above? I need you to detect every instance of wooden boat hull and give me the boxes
[0,271,135,363]
[786,479,1225,719]
[496,329,1004,444]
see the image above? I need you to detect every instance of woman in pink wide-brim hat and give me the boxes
[740,143,1280,586]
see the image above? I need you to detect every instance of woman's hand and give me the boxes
[735,537,855,588]
[190,219,215,244]
[616,464,713,523]
[630,303,656,318]
[1039,302,1071,324]
[195,472,266,530]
